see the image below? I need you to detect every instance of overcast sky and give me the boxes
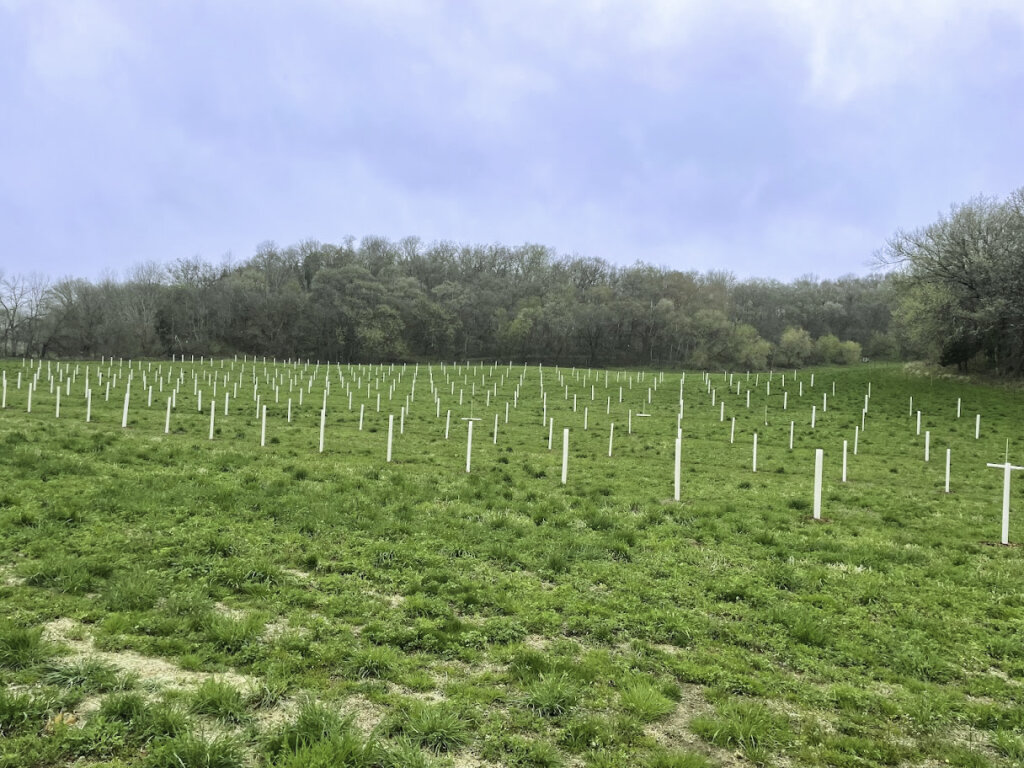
[2,1,1022,283]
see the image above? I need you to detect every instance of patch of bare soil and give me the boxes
[43,618,252,691]
[645,684,743,766]
[1,564,24,587]
[340,693,388,735]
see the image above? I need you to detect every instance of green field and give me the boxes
[1,359,1022,768]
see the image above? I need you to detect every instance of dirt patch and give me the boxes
[213,601,247,620]
[645,684,742,766]
[388,681,445,703]
[450,755,504,768]
[254,697,300,731]
[1,565,25,587]
[263,618,299,641]
[340,693,387,735]
[43,618,252,691]
[522,634,549,650]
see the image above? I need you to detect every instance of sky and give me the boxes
[1,0,1022,283]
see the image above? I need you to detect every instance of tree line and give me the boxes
[14,184,1021,371]
[2,237,902,368]
[1,238,902,368]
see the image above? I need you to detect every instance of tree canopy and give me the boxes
[882,187,1024,374]
[4,238,894,367]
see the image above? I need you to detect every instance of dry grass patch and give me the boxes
[43,618,252,691]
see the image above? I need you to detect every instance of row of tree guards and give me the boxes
[0,355,1018,545]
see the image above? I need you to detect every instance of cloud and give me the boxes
[768,0,1024,104]
[1,0,1022,282]
[8,0,137,95]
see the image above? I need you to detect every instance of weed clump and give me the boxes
[618,679,675,722]
[384,701,470,754]
[0,622,52,669]
[524,674,579,717]
[190,678,249,723]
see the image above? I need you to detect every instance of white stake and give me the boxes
[813,449,823,520]
[164,397,171,433]
[987,461,1024,545]
[493,413,498,444]
[925,430,930,462]
[789,420,794,450]
[55,388,60,418]
[319,408,326,453]
[86,390,92,423]
[752,432,758,472]
[466,420,473,472]
[584,406,589,430]
[673,437,681,501]
[730,416,736,444]
[209,401,216,440]
[561,428,569,485]
[386,415,394,462]
[916,410,921,435]
[957,397,961,418]
[260,405,267,446]
[811,406,816,429]
[854,425,859,455]
[842,440,848,482]
[548,417,554,450]
[976,414,981,440]
[608,423,614,457]
[121,386,130,428]
[945,448,951,493]
[444,409,450,439]
[720,402,724,421]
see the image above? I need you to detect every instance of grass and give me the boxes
[0,358,1022,766]
[386,700,471,753]
[0,623,52,669]
[190,678,249,723]
[39,656,130,692]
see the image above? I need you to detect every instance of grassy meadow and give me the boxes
[1,358,1022,768]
